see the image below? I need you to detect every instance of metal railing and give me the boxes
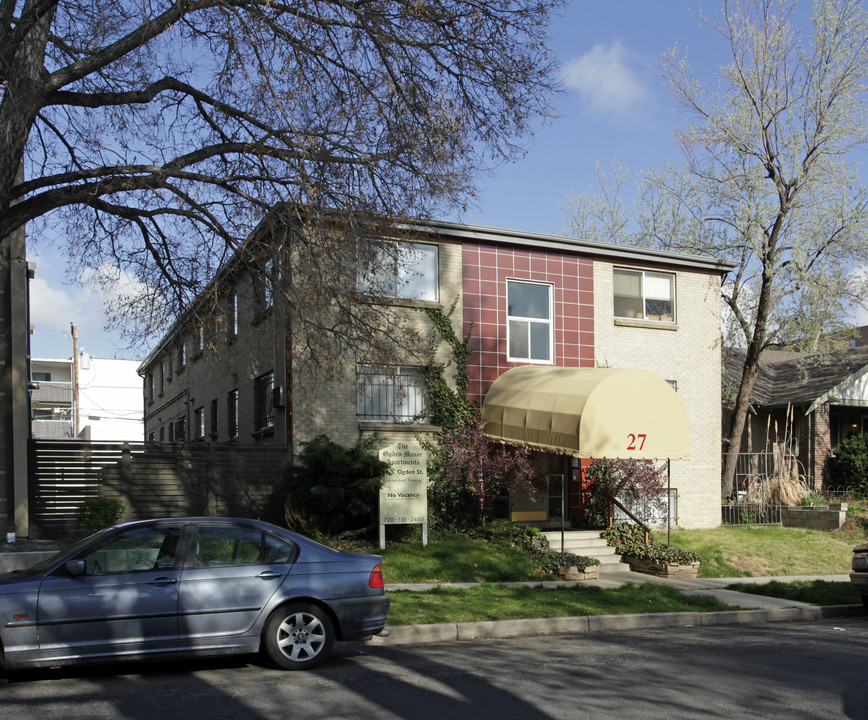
[721,451,805,526]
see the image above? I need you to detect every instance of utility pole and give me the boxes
[71,323,79,437]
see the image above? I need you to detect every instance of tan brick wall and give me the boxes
[594,261,723,528]
[291,238,463,457]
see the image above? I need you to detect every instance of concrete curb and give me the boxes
[368,604,865,646]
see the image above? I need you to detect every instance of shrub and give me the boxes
[829,433,868,498]
[582,459,668,529]
[77,497,125,534]
[800,490,828,507]
[284,434,389,536]
[602,523,700,565]
[468,520,599,574]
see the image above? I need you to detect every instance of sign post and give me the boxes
[378,439,428,549]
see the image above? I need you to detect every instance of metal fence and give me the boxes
[721,451,804,526]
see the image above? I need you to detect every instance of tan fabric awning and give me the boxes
[481,366,690,459]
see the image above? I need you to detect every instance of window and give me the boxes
[32,371,51,382]
[264,259,274,307]
[194,524,295,567]
[175,416,186,442]
[159,426,165,441]
[193,406,205,439]
[507,280,553,363]
[227,389,239,439]
[210,399,218,439]
[227,291,238,339]
[147,372,155,401]
[358,242,438,302]
[159,362,165,395]
[254,372,274,431]
[177,341,186,370]
[613,268,675,322]
[80,525,183,574]
[358,365,429,422]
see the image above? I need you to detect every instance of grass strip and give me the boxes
[380,536,549,583]
[386,582,737,625]
[724,580,862,606]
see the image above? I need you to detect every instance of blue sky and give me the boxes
[24,1,821,361]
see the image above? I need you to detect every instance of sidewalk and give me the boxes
[372,569,863,646]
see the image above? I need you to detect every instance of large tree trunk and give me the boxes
[721,352,761,498]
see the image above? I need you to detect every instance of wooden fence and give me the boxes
[29,440,290,537]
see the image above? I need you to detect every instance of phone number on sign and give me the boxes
[382,516,426,524]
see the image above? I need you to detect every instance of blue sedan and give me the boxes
[0,518,389,671]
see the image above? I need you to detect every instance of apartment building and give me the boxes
[140,218,731,528]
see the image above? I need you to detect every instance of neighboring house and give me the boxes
[140,217,731,528]
[723,346,868,489]
[31,354,144,441]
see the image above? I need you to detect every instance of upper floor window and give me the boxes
[614,269,675,322]
[227,291,238,338]
[358,242,438,302]
[32,371,51,382]
[254,372,275,432]
[507,280,553,363]
[177,340,186,370]
[358,364,428,423]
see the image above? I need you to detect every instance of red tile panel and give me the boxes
[462,243,595,406]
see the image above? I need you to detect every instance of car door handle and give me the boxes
[256,571,283,580]
[149,577,178,586]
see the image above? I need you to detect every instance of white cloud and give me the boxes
[562,40,647,116]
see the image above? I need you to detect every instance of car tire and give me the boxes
[262,602,335,670]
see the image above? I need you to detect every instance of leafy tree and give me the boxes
[427,420,543,531]
[564,0,868,495]
[0,0,562,368]
[284,434,389,536]
[828,433,868,498]
[583,458,668,529]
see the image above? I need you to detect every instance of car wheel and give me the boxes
[263,603,335,670]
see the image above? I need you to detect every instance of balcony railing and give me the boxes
[31,381,73,405]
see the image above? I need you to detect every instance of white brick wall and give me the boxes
[594,261,723,528]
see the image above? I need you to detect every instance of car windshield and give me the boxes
[17,529,110,575]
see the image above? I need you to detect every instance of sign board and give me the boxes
[378,440,428,548]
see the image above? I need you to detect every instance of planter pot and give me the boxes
[557,565,599,581]
[623,556,700,579]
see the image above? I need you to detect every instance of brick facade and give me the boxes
[462,243,594,404]
[140,220,729,528]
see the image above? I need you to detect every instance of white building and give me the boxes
[31,353,144,441]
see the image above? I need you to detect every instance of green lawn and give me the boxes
[660,525,857,578]
[379,535,551,583]
[387,582,736,625]
[723,579,861,606]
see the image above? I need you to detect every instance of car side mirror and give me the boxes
[66,559,86,577]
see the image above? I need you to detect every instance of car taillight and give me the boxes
[369,563,384,588]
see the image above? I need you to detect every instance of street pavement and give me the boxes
[376,568,863,646]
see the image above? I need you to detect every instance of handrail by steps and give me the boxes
[603,491,650,546]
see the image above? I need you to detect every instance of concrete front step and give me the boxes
[541,530,631,573]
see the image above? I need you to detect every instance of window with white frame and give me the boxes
[613,268,675,322]
[358,242,438,302]
[507,280,553,363]
[357,365,429,423]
